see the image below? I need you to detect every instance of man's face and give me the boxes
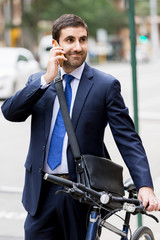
[58,26,88,73]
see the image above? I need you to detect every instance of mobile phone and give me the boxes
[52,39,64,67]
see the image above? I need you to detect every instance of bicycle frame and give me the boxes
[86,206,101,240]
[85,188,136,240]
[86,205,129,240]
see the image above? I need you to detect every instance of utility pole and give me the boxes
[128,0,139,134]
[122,0,142,227]
[149,0,160,61]
[3,0,12,46]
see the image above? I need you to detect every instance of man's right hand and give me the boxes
[43,44,67,84]
[138,187,160,212]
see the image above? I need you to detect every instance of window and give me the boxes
[17,55,28,62]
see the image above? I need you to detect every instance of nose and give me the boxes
[74,40,82,52]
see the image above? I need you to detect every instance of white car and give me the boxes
[0,47,40,99]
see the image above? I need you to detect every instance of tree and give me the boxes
[135,0,160,16]
[22,0,128,40]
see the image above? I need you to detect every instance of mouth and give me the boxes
[70,55,82,60]
[69,52,83,57]
[64,51,86,67]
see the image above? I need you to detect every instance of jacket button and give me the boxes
[39,168,42,173]
[42,145,45,150]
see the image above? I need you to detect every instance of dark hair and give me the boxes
[52,14,88,42]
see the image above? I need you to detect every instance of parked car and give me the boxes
[38,35,52,69]
[0,47,40,99]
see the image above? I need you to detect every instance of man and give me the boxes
[1,14,160,240]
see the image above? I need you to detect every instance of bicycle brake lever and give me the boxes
[55,187,70,195]
[135,205,159,223]
[141,210,159,223]
[55,186,86,201]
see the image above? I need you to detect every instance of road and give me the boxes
[0,61,160,239]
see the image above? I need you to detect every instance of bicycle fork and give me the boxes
[86,206,101,240]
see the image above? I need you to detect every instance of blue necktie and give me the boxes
[47,74,74,170]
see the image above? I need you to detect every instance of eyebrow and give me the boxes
[64,35,88,41]
[64,35,74,40]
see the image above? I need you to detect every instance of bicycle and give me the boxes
[43,173,159,240]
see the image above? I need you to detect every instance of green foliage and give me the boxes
[22,0,160,41]
[22,0,128,38]
[135,0,160,16]
[135,0,149,16]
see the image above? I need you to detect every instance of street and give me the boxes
[0,61,160,239]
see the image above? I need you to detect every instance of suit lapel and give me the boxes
[72,63,94,130]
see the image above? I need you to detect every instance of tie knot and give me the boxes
[64,74,74,84]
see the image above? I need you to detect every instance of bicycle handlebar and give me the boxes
[44,173,140,205]
[44,173,159,223]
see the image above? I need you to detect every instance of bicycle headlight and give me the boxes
[123,203,136,212]
[100,193,110,204]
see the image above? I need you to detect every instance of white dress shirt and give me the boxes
[43,63,85,174]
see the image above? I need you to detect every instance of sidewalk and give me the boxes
[0,237,22,240]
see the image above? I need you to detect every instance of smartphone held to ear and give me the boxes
[52,39,64,67]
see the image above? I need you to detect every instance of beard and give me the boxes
[63,50,87,70]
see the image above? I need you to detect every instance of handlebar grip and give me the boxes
[44,173,73,188]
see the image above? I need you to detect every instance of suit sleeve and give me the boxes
[1,72,48,122]
[106,78,153,191]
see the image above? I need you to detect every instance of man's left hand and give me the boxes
[138,187,160,212]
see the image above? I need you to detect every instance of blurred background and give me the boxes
[0,0,160,239]
[0,0,159,66]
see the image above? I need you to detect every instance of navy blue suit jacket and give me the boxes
[1,63,153,216]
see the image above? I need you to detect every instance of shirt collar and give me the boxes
[61,62,85,80]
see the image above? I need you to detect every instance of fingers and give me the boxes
[49,46,67,66]
[44,46,67,84]
[145,199,160,212]
[49,46,65,57]
[138,187,160,212]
